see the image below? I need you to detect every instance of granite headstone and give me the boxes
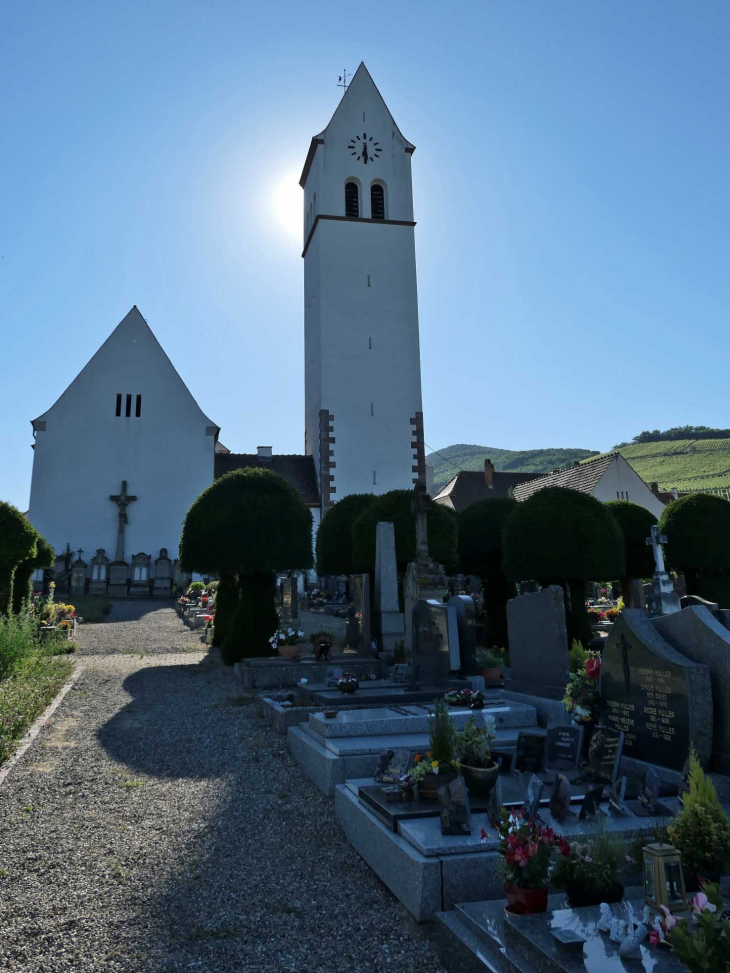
[448,594,477,675]
[347,574,372,653]
[374,522,405,652]
[545,724,583,772]
[439,777,472,836]
[414,599,459,682]
[506,586,570,700]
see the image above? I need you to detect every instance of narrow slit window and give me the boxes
[368,336,372,349]
[125,393,132,418]
[373,470,377,485]
[370,402,374,416]
[345,181,359,218]
[135,394,142,417]
[115,393,122,417]
[371,184,385,220]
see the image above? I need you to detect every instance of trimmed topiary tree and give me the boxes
[502,487,625,645]
[604,500,657,608]
[0,502,38,616]
[180,468,313,664]
[12,536,55,614]
[459,497,517,648]
[351,489,458,575]
[659,493,730,605]
[316,493,375,576]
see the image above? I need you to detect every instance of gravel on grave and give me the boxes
[0,602,446,973]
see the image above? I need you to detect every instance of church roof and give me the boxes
[433,469,545,512]
[300,62,415,187]
[214,453,320,507]
[511,453,619,502]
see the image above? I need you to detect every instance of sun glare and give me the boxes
[272,171,303,239]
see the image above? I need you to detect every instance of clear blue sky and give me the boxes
[2,1,730,509]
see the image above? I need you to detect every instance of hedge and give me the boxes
[659,493,730,603]
[316,494,375,576]
[0,503,38,616]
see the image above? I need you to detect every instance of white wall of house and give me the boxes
[303,63,423,502]
[593,455,667,518]
[27,307,218,565]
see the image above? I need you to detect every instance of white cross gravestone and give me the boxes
[645,525,681,616]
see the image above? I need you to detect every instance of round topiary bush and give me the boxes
[604,500,657,607]
[659,493,730,604]
[12,536,54,614]
[502,487,625,645]
[316,493,375,576]
[459,497,517,648]
[351,489,458,574]
[180,468,313,664]
[0,502,38,615]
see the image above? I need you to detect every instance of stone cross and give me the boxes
[76,548,83,560]
[109,480,137,562]
[646,524,668,576]
[411,483,430,564]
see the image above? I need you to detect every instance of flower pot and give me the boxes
[460,760,500,798]
[417,770,458,801]
[504,885,549,915]
[278,643,301,660]
[478,667,503,687]
[563,882,624,909]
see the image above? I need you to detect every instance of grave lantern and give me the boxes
[643,843,687,913]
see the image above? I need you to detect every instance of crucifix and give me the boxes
[646,524,668,576]
[110,480,137,562]
[76,548,83,560]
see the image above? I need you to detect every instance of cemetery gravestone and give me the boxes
[549,773,573,822]
[600,610,712,771]
[153,548,173,598]
[523,774,544,819]
[506,586,570,700]
[414,599,459,682]
[70,552,86,596]
[89,549,109,596]
[281,577,298,626]
[130,552,151,597]
[439,777,472,836]
[544,724,584,772]
[108,561,129,598]
[585,726,623,784]
[515,732,545,774]
[653,605,730,774]
[374,749,412,783]
[347,574,372,653]
[579,784,604,821]
[448,594,477,676]
[374,522,405,652]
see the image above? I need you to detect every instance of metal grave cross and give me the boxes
[645,524,668,576]
[110,480,137,562]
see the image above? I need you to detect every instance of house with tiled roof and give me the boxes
[433,459,545,512]
[511,452,666,517]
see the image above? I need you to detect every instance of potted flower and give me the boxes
[268,628,305,660]
[455,714,499,797]
[444,688,485,709]
[409,699,459,800]
[651,884,728,969]
[310,629,335,661]
[563,642,601,758]
[476,647,504,687]
[551,819,625,907]
[337,672,359,693]
[668,747,730,890]
[496,808,564,915]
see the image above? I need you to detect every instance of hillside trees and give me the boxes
[180,468,313,664]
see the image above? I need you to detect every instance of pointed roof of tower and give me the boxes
[300,63,415,187]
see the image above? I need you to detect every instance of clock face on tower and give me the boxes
[348,133,382,164]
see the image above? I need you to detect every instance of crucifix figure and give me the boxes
[645,524,668,576]
[411,482,430,564]
[110,480,137,562]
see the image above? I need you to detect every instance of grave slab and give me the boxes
[307,702,536,740]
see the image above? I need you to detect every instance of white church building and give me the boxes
[25,64,426,589]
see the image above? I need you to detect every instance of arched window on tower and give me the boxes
[345,181,359,218]
[371,183,385,220]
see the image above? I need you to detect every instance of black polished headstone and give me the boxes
[415,599,458,682]
[439,777,472,836]
[545,724,584,772]
[448,594,477,675]
[600,611,712,771]
[585,726,623,784]
[515,732,545,774]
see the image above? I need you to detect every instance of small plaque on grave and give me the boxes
[523,774,545,820]
[439,777,472,836]
[626,767,672,817]
[374,749,412,784]
[548,773,573,823]
[579,783,605,821]
[516,732,545,774]
[608,776,629,816]
[585,726,623,784]
[545,724,583,772]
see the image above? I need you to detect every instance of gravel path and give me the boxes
[0,602,446,973]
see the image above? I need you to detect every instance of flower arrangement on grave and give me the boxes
[588,608,607,621]
[550,818,627,906]
[337,672,359,693]
[650,884,730,971]
[187,581,206,599]
[444,688,485,709]
[668,748,730,884]
[475,647,506,685]
[455,714,499,797]
[202,614,215,629]
[563,647,601,725]
[496,808,564,912]
[310,629,335,662]
[409,699,459,798]
[269,628,305,649]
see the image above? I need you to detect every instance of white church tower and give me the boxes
[301,63,425,511]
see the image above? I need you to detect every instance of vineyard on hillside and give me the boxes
[615,439,730,497]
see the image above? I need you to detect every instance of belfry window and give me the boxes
[371,183,385,220]
[345,181,359,218]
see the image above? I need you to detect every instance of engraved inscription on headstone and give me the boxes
[545,724,583,772]
[585,726,623,784]
[374,749,411,783]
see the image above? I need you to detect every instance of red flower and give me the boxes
[480,827,489,841]
[585,657,601,680]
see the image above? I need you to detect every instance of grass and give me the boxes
[0,653,74,765]
[69,596,112,624]
[602,439,730,496]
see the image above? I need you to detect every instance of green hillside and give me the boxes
[427,444,599,491]
[614,440,730,497]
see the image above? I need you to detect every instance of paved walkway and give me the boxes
[0,602,445,973]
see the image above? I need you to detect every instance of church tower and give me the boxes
[301,63,425,511]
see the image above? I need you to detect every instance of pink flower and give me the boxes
[692,892,717,914]
[480,827,489,842]
[660,906,678,929]
[585,657,601,680]
[648,930,661,947]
